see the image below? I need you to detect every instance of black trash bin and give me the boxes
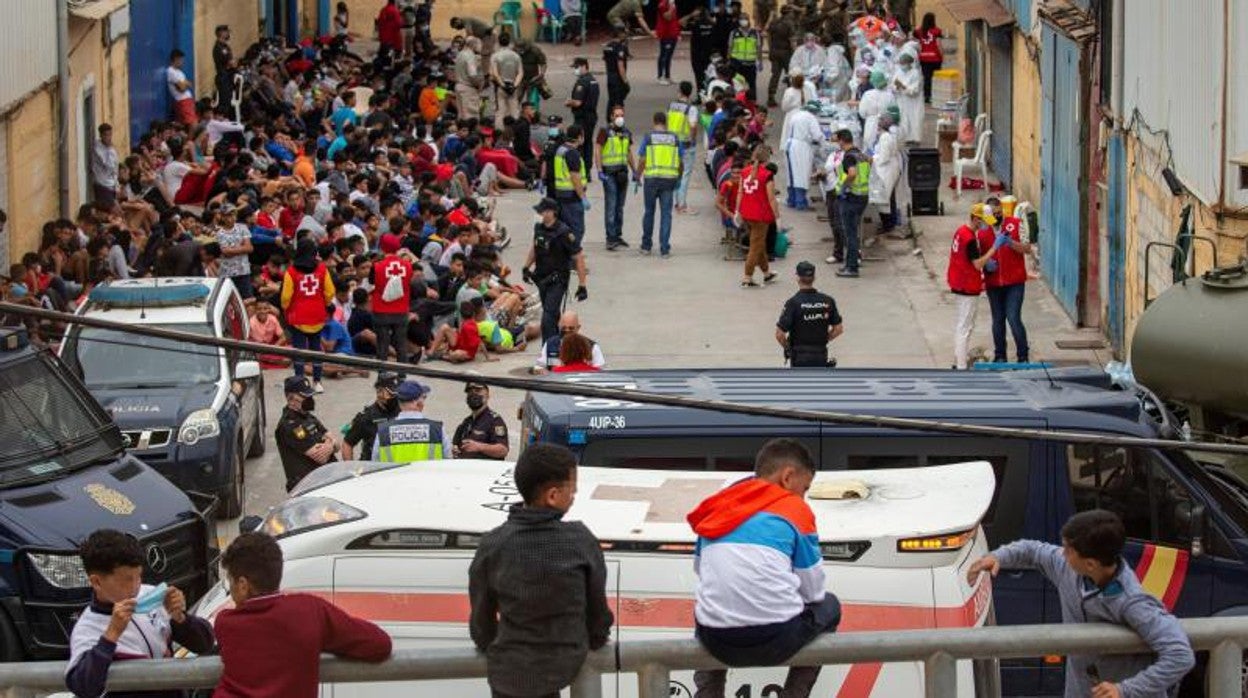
[907,147,944,216]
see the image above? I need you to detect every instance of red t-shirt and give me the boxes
[737,164,776,223]
[455,319,481,358]
[476,148,519,178]
[655,0,682,40]
[718,179,740,220]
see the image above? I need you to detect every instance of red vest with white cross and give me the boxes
[285,264,330,328]
[370,254,413,315]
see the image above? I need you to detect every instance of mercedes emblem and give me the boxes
[145,544,168,574]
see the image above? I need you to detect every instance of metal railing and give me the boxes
[2,618,1246,697]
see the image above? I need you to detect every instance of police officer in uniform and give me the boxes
[539,115,565,194]
[553,125,588,246]
[525,197,589,343]
[727,13,763,101]
[341,372,402,460]
[372,380,452,462]
[688,7,718,94]
[765,5,797,107]
[565,57,600,166]
[452,382,510,459]
[274,376,338,491]
[775,261,844,367]
[602,29,632,118]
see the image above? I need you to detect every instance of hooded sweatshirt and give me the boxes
[687,478,825,629]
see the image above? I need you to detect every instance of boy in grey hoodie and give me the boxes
[966,509,1194,698]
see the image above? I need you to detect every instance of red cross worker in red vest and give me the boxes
[983,196,1032,363]
[947,203,1002,369]
[281,238,336,392]
[370,233,414,363]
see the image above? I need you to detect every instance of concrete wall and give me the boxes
[2,86,59,261]
[195,0,262,95]
[1008,31,1040,207]
[67,16,131,215]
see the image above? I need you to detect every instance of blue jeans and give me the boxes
[557,197,585,247]
[658,39,677,79]
[838,194,868,272]
[675,144,695,208]
[641,178,677,254]
[290,329,323,382]
[601,171,627,243]
[986,282,1030,361]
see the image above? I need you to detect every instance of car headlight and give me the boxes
[178,409,220,446]
[262,497,366,539]
[26,553,89,589]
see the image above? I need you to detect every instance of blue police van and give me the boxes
[521,368,1248,695]
[0,327,216,660]
[60,278,265,518]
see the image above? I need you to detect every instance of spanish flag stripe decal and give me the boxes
[1134,545,1187,611]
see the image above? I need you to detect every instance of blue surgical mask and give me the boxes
[548,127,559,137]
[134,582,168,614]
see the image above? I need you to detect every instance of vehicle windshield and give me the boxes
[0,353,122,485]
[68,324,220,388]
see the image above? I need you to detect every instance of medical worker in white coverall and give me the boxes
[782,101,826,211]
[893,48,925,144]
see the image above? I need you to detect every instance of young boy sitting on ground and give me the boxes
[66,529,215,698]
[213,532,392,697]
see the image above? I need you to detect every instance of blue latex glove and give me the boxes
[597,171,608,183]
[582,198,591,211]
[994,232,1009,249]
[985,259,999,273]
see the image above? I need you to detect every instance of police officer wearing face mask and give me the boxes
[775,261,844,367]
[452,382,509,459]
[539,114,565,193]
[525,197,589,342]
[341,372,402,461]
[274,376,338,491]
[372,380,452,461]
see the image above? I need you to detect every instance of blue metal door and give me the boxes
[988,26,1013,189]
[1039,26,1081,318]
[127,0,194,144]
[1106,133,1126,353]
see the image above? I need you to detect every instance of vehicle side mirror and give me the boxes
[234,360,261,380]
[238,515,263,534]
[1174,501,1207,558]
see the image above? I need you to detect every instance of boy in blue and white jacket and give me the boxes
[967,510,1194,698]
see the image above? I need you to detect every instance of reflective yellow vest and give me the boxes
[375,416,445,462]
[601,130,631,171]
[666,101,693,144]
[644,131,681,179]
[835,149,871,197]
[554,145,585,193]
[729,31,760,62]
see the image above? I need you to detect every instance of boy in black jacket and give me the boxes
[469,444,614,698]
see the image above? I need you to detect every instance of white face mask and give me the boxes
[613,117,626,128]
[739,19,749,27]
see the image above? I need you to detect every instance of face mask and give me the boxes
[467,394,486,410]
[613,117,626,128]
[739,19,749,27]
[548,127,560,137]
[302,396,316,411]
[383,396,399,412]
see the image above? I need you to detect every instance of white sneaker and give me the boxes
[313,382,325,394]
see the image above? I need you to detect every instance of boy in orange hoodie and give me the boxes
[685,438,841,698]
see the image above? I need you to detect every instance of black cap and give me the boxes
[374,371,401,391]
[546,114,563,126]
[533,197,560,212]
[283,376,316,397]
[572,57,589,68]
[796,261,816,277]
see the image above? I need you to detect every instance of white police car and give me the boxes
[60,278,264,517]
[199,459,997,696]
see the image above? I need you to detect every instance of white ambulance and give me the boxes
[195,459,998,697]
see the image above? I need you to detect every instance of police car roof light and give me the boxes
[87,283,210,308]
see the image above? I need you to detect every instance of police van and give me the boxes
[0,327,216,660]
[521,368,1248,694]
[197,458,995,696]
[60,278,265,518]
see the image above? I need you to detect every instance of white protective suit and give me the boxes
[869,123,901,206]
[781,82,818,114]
[789,44,829,84]
[893,51,925,143]
[858,87,896,151]
[823,45,852,103]
[783,108,826,192]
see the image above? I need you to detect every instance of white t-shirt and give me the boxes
[162,160,192,196]
[167,66,192,101]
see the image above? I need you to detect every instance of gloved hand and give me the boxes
[994,232,1010,250]
[598,170,608,183]
[582,198,592,211]
[985,259,999,273]
[575,285,588,302]
[522,267,536,284]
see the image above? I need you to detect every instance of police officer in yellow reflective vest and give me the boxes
[727,14,763,101]
[832,128,871,278]
[595,103,637,251]
[372,380,452,462]
[666,81,700,214]
[635,111,682,257]
[553,124,588,247]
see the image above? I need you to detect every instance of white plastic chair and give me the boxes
[954,128,992,199]
[951,112,988,161]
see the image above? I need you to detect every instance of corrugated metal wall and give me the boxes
[0,0,58,113]
[1121,0,1222,204]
